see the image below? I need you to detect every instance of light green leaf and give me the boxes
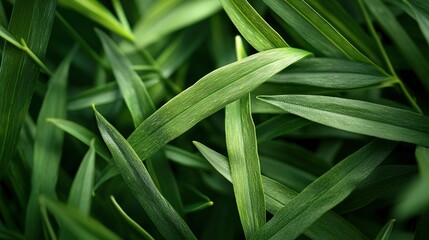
[164,145,213,170]
[256,114,311,143]
[48,118,111,162]
[257,95,429,147]
[264,0,376,65]
[193,141,369,240]
[40,196,122,240]
[128,48,311,160]
[220,0,288,51]
[375,219,395,240]
[250,140,395,240]
[363,0,429,91]
[131,0,221,49]
[0,0,56,178]
[94,107,196,240]
[58,0,134,41]
[26,49,74,239]
[224,36,265,238]
[67,82,120,111]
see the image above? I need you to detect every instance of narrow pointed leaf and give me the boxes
[220,0,288,51]
[258,95,429,147]
[250,140,395,240]
[375,219,395,240]
[94,108,196,240]
[128,48,311,160]
[0,0,56,177]
[26,50,74,239]
[256,114,311,143]
[193,141,368,240]
[40,196,121,240]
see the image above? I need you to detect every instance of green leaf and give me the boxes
[404,0,429,46]
[98,30,184,213]
[130,0,221,49]
[48,118,111,162]
[110,196,154,240]
[40,196,122,240]
[264,0,376,65]
[60,141,96,240]
[265,58,393,90]
[58,0,134,41]
[94,107,196,240]
[128,48,311,160]
[219,0,289,51]
[0,0,56,178]
[164,145,213,170]
[395,146,429,218]
[250,140,395,240]
[26,49,74,239]
[257,95,429,147]
[375,219,395,240]
[256,114,311,143]
[194,141,369,240]
[363,0,429,91]
[67,82,120,111]
[224,37,265,237]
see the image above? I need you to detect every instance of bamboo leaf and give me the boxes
[363,0,429,91]
[257,95,429,147]
[193,141,369,240]
[128,48,311,160]
[404,0,429,46]
[40,196,122,240]
[224,36,265,237]
[220,0,289,51]
[250,140,395,240]
[256,114,311,143]
[94,107,196,240]
[0,0,56,178]
[264,0,376,65]
[26,49,74,239]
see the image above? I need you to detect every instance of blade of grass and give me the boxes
[193,141,369,240]
[375,219,395,240]
[58,0,134,41]
[219,0,289,51]
[257,95,429,147]
[0,0,56,178]
[94,107,196,240]
[25,49,75,239]
[128,48,311,160]
[250,139,395,240]
[264,0,377,67]
[110,196,155,240]
[59,141,96,240]
[224,36,265,237]
[40,196,121,240]
[255,114,311,143]
[98,30,184,213]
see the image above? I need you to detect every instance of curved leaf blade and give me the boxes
[128,48,311,160]
[258,95,429,147]
[94,108,196,240]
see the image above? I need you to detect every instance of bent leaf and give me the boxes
[258,95,429,147]
[128,48,311,160]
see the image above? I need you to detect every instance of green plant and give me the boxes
[1,0,429,239]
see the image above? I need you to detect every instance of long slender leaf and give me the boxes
[94,107,196,240]
[26,50,74,239]
[363,0,429,91]
[257,95,429,147]
[128,48,311,160]
[375,219,395,240]
[193,141,369,240]
[40,196,121,240]
[250,140,395,240]
[256,114,311,143]
[224,37,265,238]
[220,0,288,51]
[0,0,56,177]
[98,30,184,213]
